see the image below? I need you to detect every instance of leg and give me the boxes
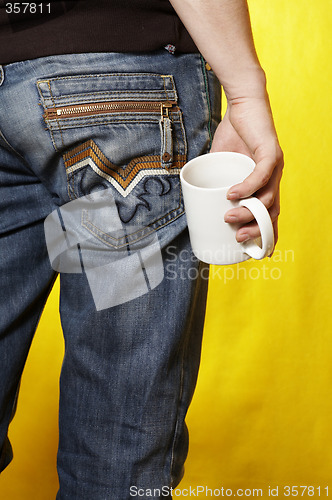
[0,137,56,471]
[0,52,221,498]
[57,234,209,498]
[53,52,220,499]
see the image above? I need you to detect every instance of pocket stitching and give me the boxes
[37,73,187,237]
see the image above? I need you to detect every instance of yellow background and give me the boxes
[1,0,331,497]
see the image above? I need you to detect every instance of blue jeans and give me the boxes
[0,51,221,499]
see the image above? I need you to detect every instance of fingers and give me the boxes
[227,153,283,200]
[234,188,280,241]
[225,172,281,225]
[224,149,283,248]
[235,207,279,242]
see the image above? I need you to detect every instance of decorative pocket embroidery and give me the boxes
[37,72,187,241]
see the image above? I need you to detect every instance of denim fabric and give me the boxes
[0,51,221,499]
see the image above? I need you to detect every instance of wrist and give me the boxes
[218,65,267,102]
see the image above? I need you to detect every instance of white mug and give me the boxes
[180,152,274,265]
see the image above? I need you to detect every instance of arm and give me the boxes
[169,0,284,249]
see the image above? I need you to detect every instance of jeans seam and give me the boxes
[0,129,26,162]
[36,80,59,152]
[43,72,175,81]
[45,117,183,132]
[169,344,186,488]
[168,259,208,487]
[53,90,169,100]
[200,55,213,150]
[0,65,4,86]
[48,80,65,148]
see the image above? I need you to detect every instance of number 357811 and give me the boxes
[5,3,51,14]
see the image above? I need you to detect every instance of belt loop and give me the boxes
[0,66,4,87]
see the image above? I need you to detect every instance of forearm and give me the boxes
[170,0,283,250]
[169,0,266,99]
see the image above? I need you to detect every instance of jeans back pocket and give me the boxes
[37,72,187,245]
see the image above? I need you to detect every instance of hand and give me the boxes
[210,93,284,253]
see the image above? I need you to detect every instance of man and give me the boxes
[0,1,283,498]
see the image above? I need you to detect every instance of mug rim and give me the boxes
[180,151,255,191]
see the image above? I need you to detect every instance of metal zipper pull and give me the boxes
[160,102,173,169]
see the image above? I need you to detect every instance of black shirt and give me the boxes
[0,0,198,64]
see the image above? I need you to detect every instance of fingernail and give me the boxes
[237,233,250,243]
[227,191,238,200]
[224,215,238,223]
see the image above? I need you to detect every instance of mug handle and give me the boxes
[238,197,274,260]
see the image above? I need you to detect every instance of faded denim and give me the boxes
[0,50,221,499]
